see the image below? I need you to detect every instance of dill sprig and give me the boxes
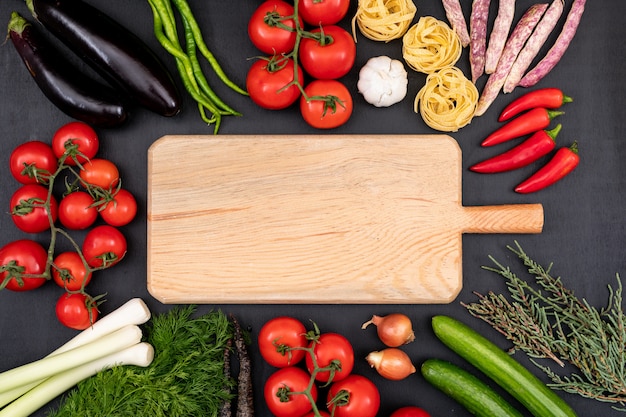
[461,241,626,408]
[47,306,236,417]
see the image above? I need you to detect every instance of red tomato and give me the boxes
[247,58,304,110]
[82,225,127,268]
[390,406,432,417]
[258,316,308,367]
[58,191,98,230]
[0,239,48,291]
[327,374,380,417]
[306,332,354,382]
[9,141,58,185]
[51,121,99,166]
[55,293,99,330]
[300,80,353,129]
[299,25,355,80]
[79,158,120,190]
[264,367,317,417]
[298,0,350,26]
[99,188,137,227]
[248,0,301,55]
[10,184,58,233]
[52,251,92,291]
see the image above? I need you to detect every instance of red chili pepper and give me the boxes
[470,124,561,174]
[515,142,579,194]
[499,88,572,122]
[482,108,563,147]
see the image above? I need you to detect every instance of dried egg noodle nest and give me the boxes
[402,16,462,74]
[414,67,478,132]
[352,0,417,42]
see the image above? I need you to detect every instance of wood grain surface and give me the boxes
[147,135,543,304]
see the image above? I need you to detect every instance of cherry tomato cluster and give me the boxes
[259,316,380,417]
[2,121,137,330]
[246,0,355,129]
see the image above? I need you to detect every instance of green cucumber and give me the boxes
[431,315,577,417]
[422,358,523,417]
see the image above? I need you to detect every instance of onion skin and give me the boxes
[362,313,415,347]
[366,348,416,381]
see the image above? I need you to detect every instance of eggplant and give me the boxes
[27,0,182,117]
[7,12,128,127]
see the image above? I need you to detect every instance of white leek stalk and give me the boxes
[0,298,151,407]
[0,342,154,417]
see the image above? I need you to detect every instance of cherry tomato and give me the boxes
[299,25,356,80]
[306,332,354,382]
[52,251,92,291]
[82,225,127,268]
[264,366,317,417]
[298,0,350,26]
[247,58,304,110]
[248,0,301,55]
[390,406,432,417]
[0,239,48,291]
[258,316,308,367]
[79,158,120,190]
[9,141,58,185]
[10,184,58,233]
[99,188,137,227]
[300,80,353,129]
[58,191,98,230]
[327,374,380,417]
[55,293,99,330]
[51,121,99,166]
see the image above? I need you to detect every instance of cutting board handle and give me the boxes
[463,204,544,234]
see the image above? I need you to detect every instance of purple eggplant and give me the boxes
[8,11,128,127]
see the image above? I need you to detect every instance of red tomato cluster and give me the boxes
[3,121,137,330]
[258,316,380,417]
[246,0,355,129]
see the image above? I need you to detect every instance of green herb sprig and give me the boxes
[462,241,626,409]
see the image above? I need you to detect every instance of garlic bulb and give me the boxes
[357,56,408,107]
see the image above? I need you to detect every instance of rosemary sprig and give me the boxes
[462,241,626,408]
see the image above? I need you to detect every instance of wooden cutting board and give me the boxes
[147,134,543,304]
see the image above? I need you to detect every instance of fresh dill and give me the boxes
[47,306,236,417]
[462,241,626,409]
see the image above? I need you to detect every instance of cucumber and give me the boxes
[422,358,523,417]
[431,315,577,417]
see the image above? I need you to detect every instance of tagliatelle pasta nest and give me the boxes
[352,0,417,42]
[414,67,478,132]
[402,16,462,74]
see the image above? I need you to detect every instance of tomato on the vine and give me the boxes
[248,0,301,55]
[264,366,317,417]
[52,251,92,291]
[247,57,304,110]
[300,80,353,129]
[327,374,380,417]
[306,332,354,382]
[0,239,48,291]
[79,158,120,190]
[9,141,58,185]
[10,184,58,233]
[390,406,432,417]
[55,293,99,330]
[298,0,350,26]
[99,188,137,227]
[258,316,308,367]
[51,121,99,166]
[82,225,127,268]
[299,25,356,80]
[58,191,98,230]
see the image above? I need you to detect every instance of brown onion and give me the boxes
[365,348,416,380]
[361,313,415,347]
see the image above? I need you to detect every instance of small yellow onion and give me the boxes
[366,348,416,380]
[362,313,415,347]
